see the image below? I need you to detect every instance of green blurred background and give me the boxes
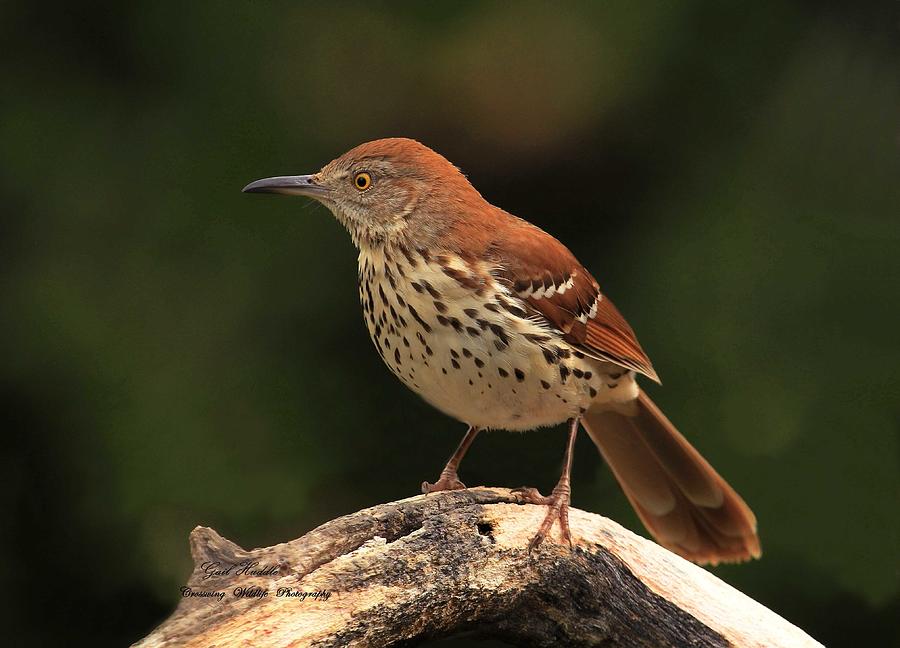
[3,1,898,645]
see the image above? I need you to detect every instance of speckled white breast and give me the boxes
[357,243,636,430]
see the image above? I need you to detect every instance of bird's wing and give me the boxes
[489,217,659,383]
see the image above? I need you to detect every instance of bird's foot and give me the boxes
[421,470,467,494]
[512,483,572,550]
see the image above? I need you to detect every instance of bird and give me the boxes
[243,137,760,564]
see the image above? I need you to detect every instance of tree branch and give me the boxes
[134,487,820,647]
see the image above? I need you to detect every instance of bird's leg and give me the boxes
[514,417,580,550]
[422,425,481,494]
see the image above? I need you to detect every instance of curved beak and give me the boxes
[241,174,330,198]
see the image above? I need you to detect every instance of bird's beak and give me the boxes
[241,174,331,198]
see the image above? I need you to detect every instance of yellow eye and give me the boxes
[353,172,372,191]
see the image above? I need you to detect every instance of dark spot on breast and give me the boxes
[396,294,406,308]
[437,314,450,327]
[394,348,401,365]
[384,337,391,349]
[442,367,448,374]
[499,299,528,319]
[555,347,571,360]
[540,380,551,389]
[422,279,441,299]
[477,319,491,331]
[468,379,473,385]
[399,244,417,268]
[411,282,424,294]
[584,371,592,379]
[416,331,426,344]
[402,337,410,347]
[572,368,584,378]
[425,345,433,356]
[462,348,472,358]
[433,300,447,313]
[450,348,459,358]
[466,326,480,336]
[464,308,479,319]
[514,368,525,381]
[498,368,509,378]
[408,305,432,333]
[474,357,485,368]
[573,351,585,359]
[559,365,570,382]
[607,382,619,389]
[525,333,552,343]
[484,303,500,313]
[451,359,460,369]
[489,323,509,345]
[589,386,598,398]
[542,348,557,365]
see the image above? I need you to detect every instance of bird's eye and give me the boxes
[353,172,372,191]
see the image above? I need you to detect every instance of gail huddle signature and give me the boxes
[199,560,281,580]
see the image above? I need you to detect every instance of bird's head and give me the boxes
[243,138,484,247]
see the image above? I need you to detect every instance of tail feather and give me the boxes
[583,389,760,565]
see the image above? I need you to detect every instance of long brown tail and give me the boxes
[582,389,761,564]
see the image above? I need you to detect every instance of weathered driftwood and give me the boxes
[134,487,821,648]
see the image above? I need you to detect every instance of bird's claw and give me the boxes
[513,484,573,550]
[511,486,548,505]
[421,472,467,494]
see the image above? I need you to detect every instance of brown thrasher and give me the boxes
[243,138,760,564]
